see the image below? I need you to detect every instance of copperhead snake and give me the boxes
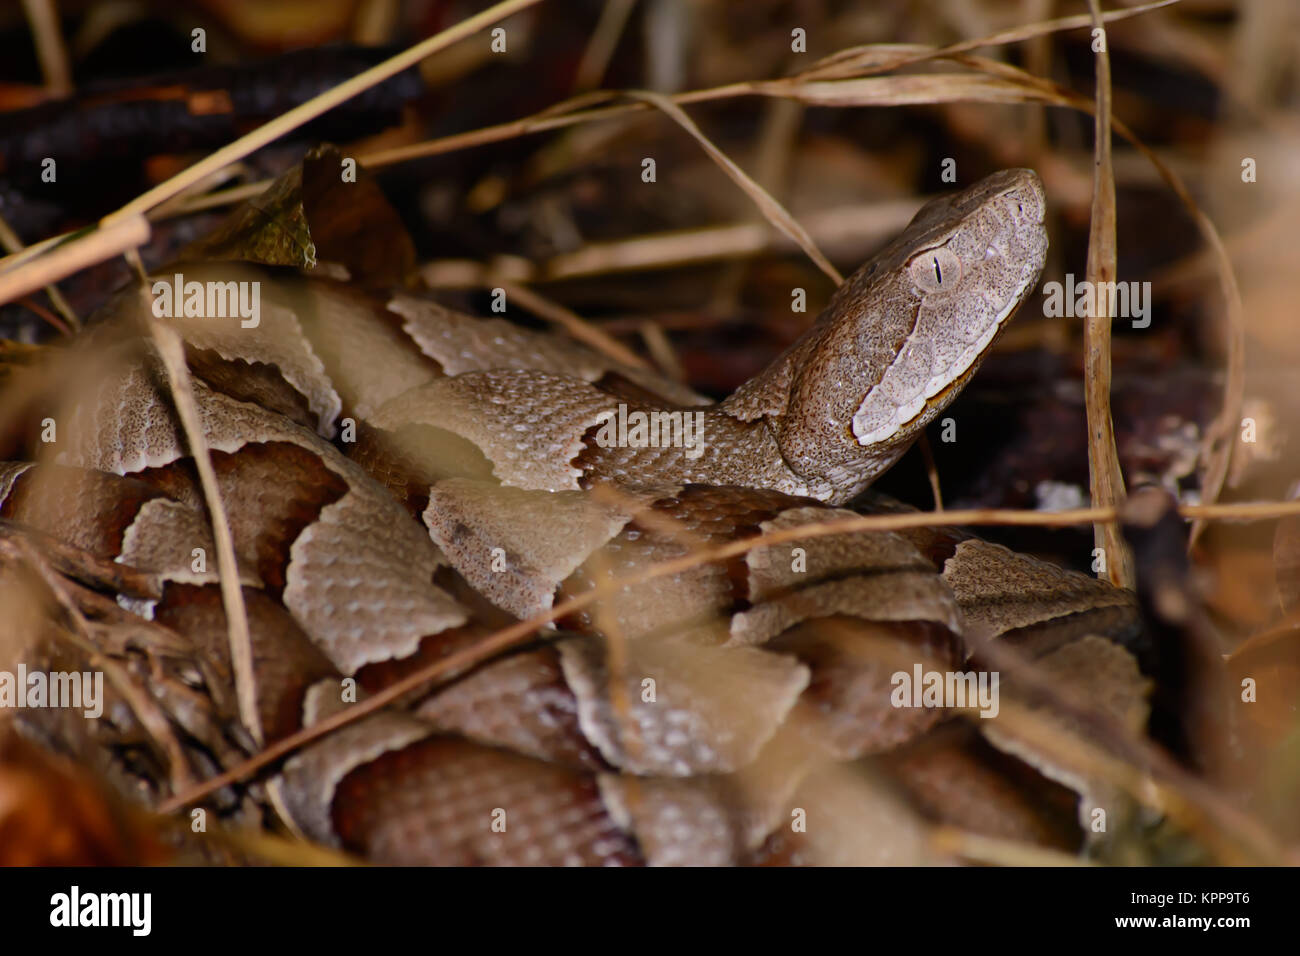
[1,165,1152,865]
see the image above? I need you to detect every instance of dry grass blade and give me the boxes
[797,0,1181,81]
[0,216,150,307]
[0,211,79,331]
[573,0,637,92]
[14,298,69,337]
[637,319,687,382]
[21,0,73,97]
[151,182,271,220]
[146,164,252,222]
[752,72,1059,108]
[623,90,844,286]
[0,230,72,276]
[420,199,921,287]
[360,2,1180,169]
[495,281,650,369]
[356,101,637,169]
[142,309,262,746]
[917,433,944,511]
[1185,267,1245,546]
[1082,0,1135,590]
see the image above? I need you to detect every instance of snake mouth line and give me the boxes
[853,258,1043,448]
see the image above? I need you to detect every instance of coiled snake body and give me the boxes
[1,167,1150,865]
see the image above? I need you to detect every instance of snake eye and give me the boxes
[908,246,962,293]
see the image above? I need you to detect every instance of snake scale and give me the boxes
[1,165,1152,865]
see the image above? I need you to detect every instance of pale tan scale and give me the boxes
[596,763,798,866]
[285,280,437,420]
[373,371,619,492]
[423,479,641,619]
[389,292,708,406]
[941,539,1136,650]
[117,498,257,588]
[119,268,345,438]
[559,635,810,776]
[730,506,962,646]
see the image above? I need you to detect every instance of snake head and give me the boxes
[738,168,1048,503]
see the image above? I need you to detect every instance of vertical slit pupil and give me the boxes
[933,257,942,284]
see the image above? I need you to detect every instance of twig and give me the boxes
[0,210,80,331]
[0,216,149,307]
[637,319,687,382]
[134,268,261,748]
[0,519,158,600]
[573,0,638,92]
[1083,0,1135,588]
[916,433,944,511]
[496,281,650,369]
[1,535,195,794]
[622,90,843,286]
[21,0,73,97]
[362,1,1181,169]
[421,200,919,286]
[16,297,72,337]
